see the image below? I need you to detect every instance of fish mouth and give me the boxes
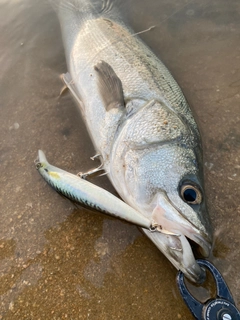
[150,194,212,283]
[167,233,209,283]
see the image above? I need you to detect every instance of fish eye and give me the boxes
[180,185,202,204]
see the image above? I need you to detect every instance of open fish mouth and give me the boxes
[145,227,211,283]
[169,232,210,283]
[148,193,212,283]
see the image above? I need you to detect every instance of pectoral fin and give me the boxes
[94,60,124,111]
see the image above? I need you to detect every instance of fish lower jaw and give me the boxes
[150,216,211,282]
[169,233,206,283]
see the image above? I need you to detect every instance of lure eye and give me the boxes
[180,185,202,204]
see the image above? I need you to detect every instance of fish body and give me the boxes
[47,0,212,282]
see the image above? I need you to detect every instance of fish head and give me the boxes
[139,145,212,282]
[149,176,212,283]
[110,100,212,282]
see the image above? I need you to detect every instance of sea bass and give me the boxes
[43,0,212,282]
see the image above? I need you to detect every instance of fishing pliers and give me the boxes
[177,259,240,320]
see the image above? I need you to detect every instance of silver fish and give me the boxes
[44,0,212,282]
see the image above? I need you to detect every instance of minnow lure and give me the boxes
[35,150,153,230]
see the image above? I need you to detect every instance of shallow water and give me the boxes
[0,0,240,319]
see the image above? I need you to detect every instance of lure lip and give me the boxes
[35,149,48,166]
[35,150,51,173]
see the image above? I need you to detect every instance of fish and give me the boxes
[40,0,213,282]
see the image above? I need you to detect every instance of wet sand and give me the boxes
[0,0,239,319]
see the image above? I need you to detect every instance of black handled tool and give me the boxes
[177,259,240,320]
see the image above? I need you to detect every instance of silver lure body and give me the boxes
[36,150,151,229]
[48,0,212,282]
